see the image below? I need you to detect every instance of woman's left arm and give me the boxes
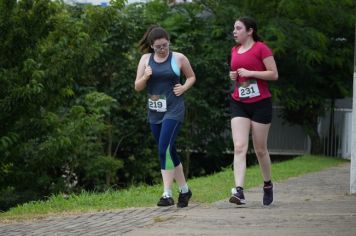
[237,56,278,81]
[173,53,196,96]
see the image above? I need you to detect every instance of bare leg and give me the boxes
[174,163,187,187]
[161,169,175,193]
[231,117,251,187]
[251,121,272,181]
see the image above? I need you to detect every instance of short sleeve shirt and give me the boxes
[230,41,273,103]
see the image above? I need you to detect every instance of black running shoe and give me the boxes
[229,187,246,205]
[157,196,174,207]
[263,184,273,206]
[177,189,192,208]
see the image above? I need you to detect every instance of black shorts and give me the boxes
[230,96,272,124]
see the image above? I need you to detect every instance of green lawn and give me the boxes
[0,155,347,222]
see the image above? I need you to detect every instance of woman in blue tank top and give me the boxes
[135,25,196,208]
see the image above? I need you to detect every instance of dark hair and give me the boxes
[138,25,170,53]
[237,16,261,42]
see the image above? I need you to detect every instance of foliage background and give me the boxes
[0,0,355,210]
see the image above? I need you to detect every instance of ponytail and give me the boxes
[139,25,157,53]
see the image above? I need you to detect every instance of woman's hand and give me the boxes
[229,71,238,80]
[143,65,152,80]
[237,68,252,77]
[173,83,186,96]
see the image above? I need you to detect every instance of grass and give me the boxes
[0,155,347,223]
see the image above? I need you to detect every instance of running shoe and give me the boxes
[177,189,192,208]
[157,196,174,207]
[229,187,246,205]
[263,184,273,206]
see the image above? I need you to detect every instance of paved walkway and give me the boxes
[1,163,355,236]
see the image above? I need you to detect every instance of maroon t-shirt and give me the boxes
[230,41,273,103]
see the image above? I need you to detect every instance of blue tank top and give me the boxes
[147,52,184,124]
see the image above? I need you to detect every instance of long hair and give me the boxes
[138,25,170,53]
[237,16,262,42]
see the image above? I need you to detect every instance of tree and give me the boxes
[0,0,124,209]
[1,0,355,211]
[263,0,356,154]
[197,0,356,154]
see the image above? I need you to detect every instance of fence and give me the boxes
[268,105,352,159]
[268,106,311,155]
[318,108,352,159]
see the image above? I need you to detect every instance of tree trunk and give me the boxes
[308,121,323,155]
[106,173,111,186]
[106,119,112,186]
[107,120,112,156]
[310,132,322,154]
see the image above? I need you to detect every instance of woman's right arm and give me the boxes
[135,54,152,92]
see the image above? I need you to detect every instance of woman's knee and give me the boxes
[158,146,168,159]
[159,146,180,165]
[254,147,268,158]
[234,142,248,155]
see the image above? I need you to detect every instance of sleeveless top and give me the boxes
[146,52,184,124]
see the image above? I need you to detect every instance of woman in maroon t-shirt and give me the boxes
[228,17,278,206]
